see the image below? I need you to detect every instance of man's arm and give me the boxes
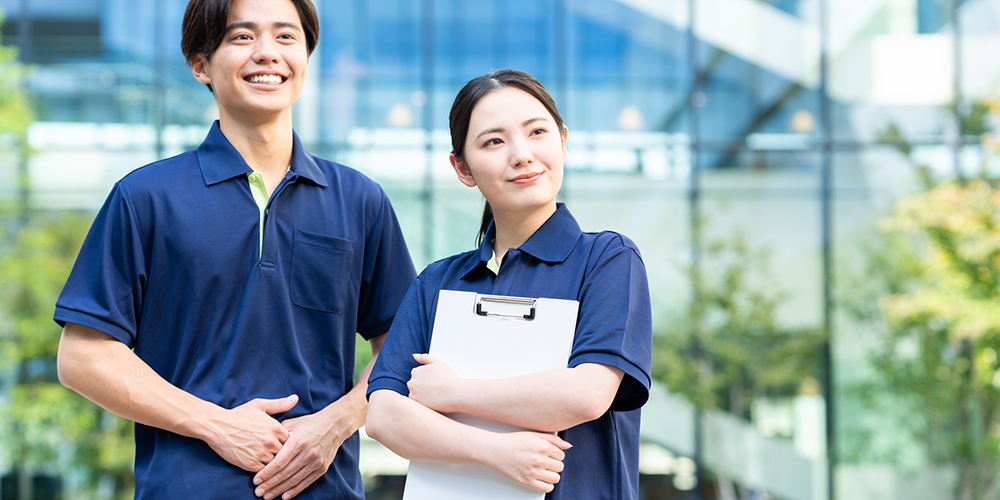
[251,333,386,500]
[57,322,297,472]
[406,354,625,433]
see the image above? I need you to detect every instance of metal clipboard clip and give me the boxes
[474,294,537,320]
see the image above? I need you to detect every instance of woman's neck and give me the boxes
[491,202,558,264]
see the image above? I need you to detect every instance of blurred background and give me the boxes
[1,0,1000,499]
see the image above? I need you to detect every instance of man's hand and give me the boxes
[251,408,351,500]
[204,395,298,472]
[252,333,384,499]
[407,353,461,413]
[488,432,571,493]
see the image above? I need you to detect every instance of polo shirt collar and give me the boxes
[196,121,328,188]
[461,203,582,279]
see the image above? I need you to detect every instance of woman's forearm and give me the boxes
[407,359,624,433]
[366,389,570,493]
[366,389,494,464]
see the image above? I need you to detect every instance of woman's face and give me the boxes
[451,86,567,219]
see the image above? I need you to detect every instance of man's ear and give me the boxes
[450,153,477,188]
[190,54,212,86]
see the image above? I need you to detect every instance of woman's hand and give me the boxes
[486,431,572,493]
[407,353,461,413]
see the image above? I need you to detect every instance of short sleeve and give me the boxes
[569,234,652,412]
[54,182,147,347]
[366,277,432,398]
[356,189,417,339]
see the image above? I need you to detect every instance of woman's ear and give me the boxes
[190,54,212,85]
[450,153,477,187]
[561,125,569,163]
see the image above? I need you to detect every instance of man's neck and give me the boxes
[218,110,295,179]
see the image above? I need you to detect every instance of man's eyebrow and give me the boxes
[225,21,258,32]
[225,21,303,33]
[273,21,303,31]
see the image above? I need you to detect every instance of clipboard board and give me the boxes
[401,290,580,500]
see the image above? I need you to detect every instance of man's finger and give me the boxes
[258,394,299,416]
[273,468,325,500]
[261,463,313,500]
[254,437,299,487]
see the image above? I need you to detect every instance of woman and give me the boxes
[366,69,652,499]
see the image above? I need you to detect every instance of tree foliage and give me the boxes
[651,230,824,420]
[854,178,1000,500]
[0,15,134,499]
[849,101,1000,500]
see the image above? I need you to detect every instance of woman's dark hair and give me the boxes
[449,69,565,245]
[181,0,319,92]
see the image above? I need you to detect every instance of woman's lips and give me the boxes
[510,172,542,184]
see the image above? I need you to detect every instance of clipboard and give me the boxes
[401,290,580,500]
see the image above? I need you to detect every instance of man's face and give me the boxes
[191,0,308,122]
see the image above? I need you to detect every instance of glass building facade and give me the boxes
[2,0,998,499]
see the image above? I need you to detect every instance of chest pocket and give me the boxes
[289,230,357,314]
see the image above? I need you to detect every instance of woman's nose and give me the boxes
[509,137,533,167]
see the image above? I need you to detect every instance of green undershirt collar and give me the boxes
[247,167,290,258]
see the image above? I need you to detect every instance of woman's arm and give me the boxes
[366,389,571,493]
[406,355,624,433]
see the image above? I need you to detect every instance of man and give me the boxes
[53,0,416,498]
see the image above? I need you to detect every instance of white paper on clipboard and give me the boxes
[401,290,580,500]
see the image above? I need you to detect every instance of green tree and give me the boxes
[851,179,1000,500]
[0,15,135,499]
[653,230,823,419]
[651,226,824,499]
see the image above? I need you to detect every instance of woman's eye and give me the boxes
[485,138,502,147]
[531,128,546,136]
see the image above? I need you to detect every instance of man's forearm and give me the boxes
[57,322,224,440]
[57,322,294,472]
[314,332,386,434]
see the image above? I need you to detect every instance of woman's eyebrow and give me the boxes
[475,127,505,141]
[474,117,549,141]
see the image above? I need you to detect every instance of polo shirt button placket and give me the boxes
[260,180,290,267]
[493,250,516,295]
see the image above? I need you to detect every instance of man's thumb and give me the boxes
[261,394,298,415]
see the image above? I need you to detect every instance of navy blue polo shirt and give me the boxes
[54,122,416,500]
[368,203,652,500]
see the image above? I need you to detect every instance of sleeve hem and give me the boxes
[53,307,134,348]
[366,377,409,400]
[569,351,650,411]
[358,316,395,340]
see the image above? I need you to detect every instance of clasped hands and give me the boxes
[407,353,571,493]
[205,394,348,500]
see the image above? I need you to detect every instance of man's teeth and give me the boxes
[248,75,283,85]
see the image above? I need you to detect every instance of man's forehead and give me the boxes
[225,0,302,31]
